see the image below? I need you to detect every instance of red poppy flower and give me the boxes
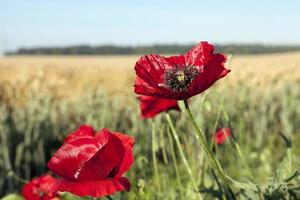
[137,95,179,118]
[47,125,134,198]
[21,174,59,200]
[214,128,232,145]
[134,41,230,100]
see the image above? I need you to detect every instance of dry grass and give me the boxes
[227,52,300,87]
[0,52,299,98]
[0,55,138,98]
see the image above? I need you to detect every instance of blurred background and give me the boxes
[1,0,300,54]
[0,1,300,199]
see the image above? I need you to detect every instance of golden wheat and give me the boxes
[0,52,299,98]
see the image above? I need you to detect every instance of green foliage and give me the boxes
[1,194,23,200]
[0,80,300,199]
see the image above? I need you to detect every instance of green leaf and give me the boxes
[226,176,258,191]
[1,194,23,200]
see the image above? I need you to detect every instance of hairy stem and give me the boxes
[166,125,184,199]
[165,113,202,200]
[151,121,161,193]
[182,100,232,197]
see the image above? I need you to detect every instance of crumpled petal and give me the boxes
[64,125,95,143]
[48,126,134,198]
[52,177,130,198]
[112,132,135,177]
[138,95,179,118]
[188,53,230,97]
[165,55,185,66]
[77,131,125,181]
[47,134,109,181]
[186,41,214,67]
[21,174,58,200]
[134,76,166,97]
[134,41,230,100]
[134,54,177,97]
[112,132,135,147]
[134,54,169,85]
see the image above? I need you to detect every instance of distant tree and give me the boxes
[6,44,300,55]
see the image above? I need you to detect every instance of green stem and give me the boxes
[199,151,206,187]
[234,142,253,178]
[7,170,27,184]
[210,105,223,151]
[0,130,12,175]
[287,147,293,174]
[106,196,113,200]
[221,105,253,178]
[165,113,202,200]
[159,127,169,165]
[151,121,161,193]
[166,125,184,199]
[182,100,231,194]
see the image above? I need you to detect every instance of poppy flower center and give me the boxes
[164,66,199,92]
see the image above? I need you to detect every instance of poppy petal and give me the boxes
[214,128,232,144]
[134,42,230,100]
[53,177,130,198]
[188,53,229,97]
[134,54,176,96]
[47,137,108,181]
[77,130,125,181]
[64,125,95,143]
[114,145,134,178]
[138,95,179,118]
[21,174,58,200]
[112,132,135,147]
[112,132,135,177]
[165,55,185,66]
[135,54,171,84]
[186,41,214,67]
[22,181,40,200]
[134,76,165,97]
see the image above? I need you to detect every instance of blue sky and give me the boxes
[0,0,300,52]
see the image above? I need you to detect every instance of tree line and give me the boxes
[6,44,300,55]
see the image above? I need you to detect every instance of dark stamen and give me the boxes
[107,166,119,178]
[164,65,199,92]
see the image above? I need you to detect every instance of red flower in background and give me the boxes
[21,174,59,200]
[47,125,134,198]
[137,95,179,118]
[134,41,230,100]
[214,128,232,145]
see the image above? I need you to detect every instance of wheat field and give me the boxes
[0,52,300,98]
[0,52,300,199]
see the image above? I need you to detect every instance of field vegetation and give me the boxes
[0,52,300,199]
